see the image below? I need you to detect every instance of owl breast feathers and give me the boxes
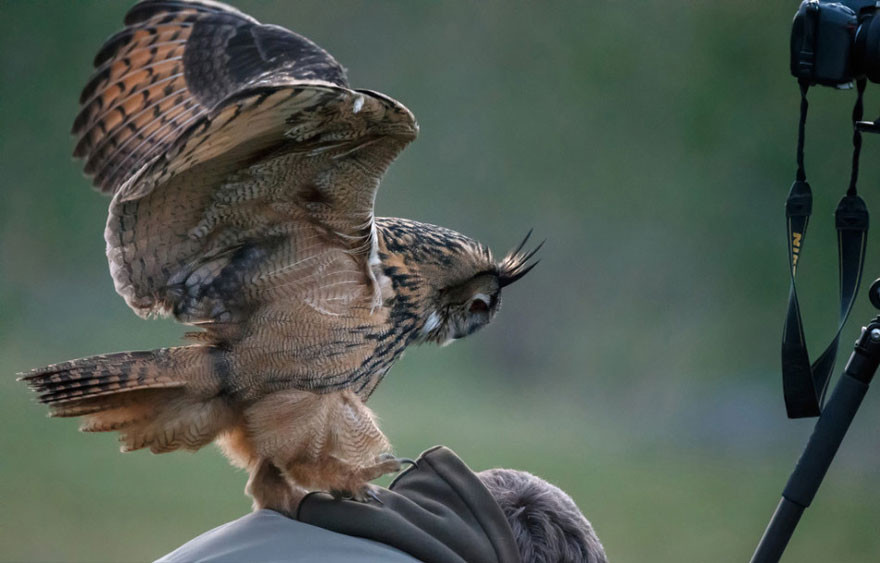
[21,0,539,512]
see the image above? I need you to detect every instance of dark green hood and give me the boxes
[297,446,522,563]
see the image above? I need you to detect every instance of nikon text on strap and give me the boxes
[781,78,869,419]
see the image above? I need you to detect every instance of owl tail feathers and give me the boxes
[19,346,236,453]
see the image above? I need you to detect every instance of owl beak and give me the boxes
[498,229,544,288]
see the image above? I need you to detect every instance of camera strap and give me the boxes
[781,79,869,419]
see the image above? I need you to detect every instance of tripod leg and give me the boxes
[751,323,880,563]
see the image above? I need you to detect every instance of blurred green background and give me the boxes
[3,1,880,561]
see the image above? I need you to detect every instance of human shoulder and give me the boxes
[155,509,419,563]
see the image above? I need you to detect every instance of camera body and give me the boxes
[791,0,880,86]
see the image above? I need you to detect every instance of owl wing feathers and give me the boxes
[76,0,417,340]
[107,84,416,326]
[73,0,348,195]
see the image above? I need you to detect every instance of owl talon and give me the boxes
[329,485,383,503]
[364,487,384,505]
[376,453,416,472]
[396,457,418,469]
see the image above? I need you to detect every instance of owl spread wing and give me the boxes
[73,0,417,338]
[73,0,349,194]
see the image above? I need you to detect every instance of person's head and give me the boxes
[478,468,607,563]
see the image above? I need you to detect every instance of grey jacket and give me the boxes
[156,509,418,562]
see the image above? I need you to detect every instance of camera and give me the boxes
[791,0,880,86]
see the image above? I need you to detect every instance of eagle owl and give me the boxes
[21,0,539,513]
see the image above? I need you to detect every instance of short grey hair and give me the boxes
[477,468,607,563]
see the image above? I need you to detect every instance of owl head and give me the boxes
[415,229,542,346]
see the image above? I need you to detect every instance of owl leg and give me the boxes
[245,389,403,505]
[246,458,308,516]
[326,455,417,501]
[287,452,404,501]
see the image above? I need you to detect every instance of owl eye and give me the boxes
[469,296,490,313]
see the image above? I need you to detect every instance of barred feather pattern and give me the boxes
[22,350,184,406]
[72,0,347,194]
[19,346,234,453]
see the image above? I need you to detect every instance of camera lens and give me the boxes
[856,16,880,82]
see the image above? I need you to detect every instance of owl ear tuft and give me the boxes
[498,229,543,288]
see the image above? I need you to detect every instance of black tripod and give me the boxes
[750,280,880,562]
